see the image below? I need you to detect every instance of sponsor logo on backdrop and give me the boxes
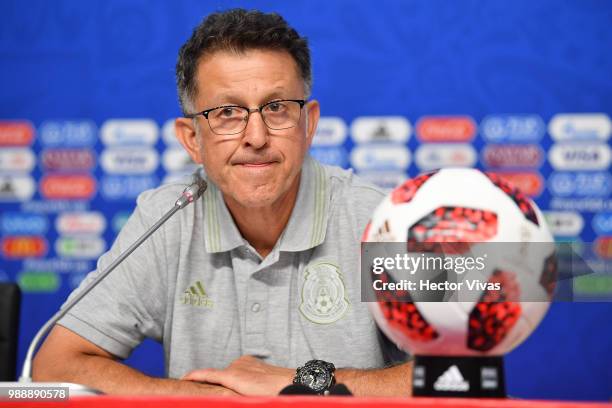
[100,147,159,174]
[56,212,106,235]
[592,212,612,235]
[162,147,197,172]
[309,146,349,168]
[0,148,35,172]
[0,175,35,201]
[350,116,411,144]
[39,120,97,147]
[415,144,476,171]
[548,171,611,197]
[350,144,410,171]
[2,236,47,258]
[312,117,348,146]
[40,175,96,200]
[543,211,584,237]
[594,237,612,260]
[356,171,407,190]
[548,143,610,170]
[100,119,158,146]
[41,148,96,171]
[55,236,106,259]
[416,116,476,142]
[1,213,48,235]
[162,118,180,146]
[481,144,543,168]
[480,115,545,143]
[0,121,35,146]
[490,172,543,197]
[17,271,60,293]
[100,175,158,200]
[112,211,131,233]
[548,113,611,142]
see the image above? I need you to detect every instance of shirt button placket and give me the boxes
[244,278,267,356]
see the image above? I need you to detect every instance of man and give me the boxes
[33,9,412,396]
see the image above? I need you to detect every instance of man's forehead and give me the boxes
[194,49,304,103]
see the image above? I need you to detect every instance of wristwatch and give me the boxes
[293,359,336,395]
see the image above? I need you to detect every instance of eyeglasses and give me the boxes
[185,99,306,136]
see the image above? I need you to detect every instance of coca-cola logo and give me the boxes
[40,175,97,200]
[416,116,476,142]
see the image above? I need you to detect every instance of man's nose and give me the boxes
[241,110,269,149]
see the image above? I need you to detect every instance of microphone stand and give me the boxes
[1,171,207,397]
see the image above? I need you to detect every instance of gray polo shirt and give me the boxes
[58,156,403,378]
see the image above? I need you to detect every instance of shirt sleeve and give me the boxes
[56,189,171,359]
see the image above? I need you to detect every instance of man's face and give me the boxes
[175,49,319,209]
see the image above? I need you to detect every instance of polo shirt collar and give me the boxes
[279,155,329,252]
[202,155,329,254]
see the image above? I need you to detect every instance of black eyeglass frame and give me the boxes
[184,99,307,135]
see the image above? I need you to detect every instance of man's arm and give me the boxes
[336,362,412,397]
[181,355,412,397]
[33,325,237,396]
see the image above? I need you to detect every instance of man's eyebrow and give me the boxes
[207,87,293,107]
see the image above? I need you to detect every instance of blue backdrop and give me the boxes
[0,0,611,401]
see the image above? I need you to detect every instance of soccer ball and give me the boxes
[362,168,557,356]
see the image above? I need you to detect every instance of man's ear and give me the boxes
[175,117,203,164]
[304,99,320,148]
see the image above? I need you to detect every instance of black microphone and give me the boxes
[5,170,207,395]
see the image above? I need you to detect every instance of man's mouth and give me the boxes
[240,162,274,167]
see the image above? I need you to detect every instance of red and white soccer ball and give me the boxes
[363,168,557,356]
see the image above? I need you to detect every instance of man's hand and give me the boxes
[181,355,294,396]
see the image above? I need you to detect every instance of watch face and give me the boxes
[297,366,332,393]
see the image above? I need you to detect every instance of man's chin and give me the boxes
[224,189,281,209]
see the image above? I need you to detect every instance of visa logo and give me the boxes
[1,213,49,235]
[549,113,611,142]
[101,119,159,146]
[350,145,410,171]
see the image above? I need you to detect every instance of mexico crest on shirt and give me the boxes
[299,261,349,324]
